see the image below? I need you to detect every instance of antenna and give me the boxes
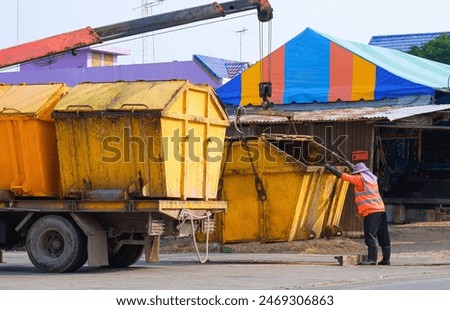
[141,0,149,63]
[235,27,248,61]
[134,0,167,63]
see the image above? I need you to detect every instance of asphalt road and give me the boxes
[1,251,449,290]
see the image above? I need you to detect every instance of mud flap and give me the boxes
[70,213,108,267]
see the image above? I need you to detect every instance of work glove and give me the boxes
[324,163,343,178]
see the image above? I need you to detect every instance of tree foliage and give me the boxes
[408,33,450,65]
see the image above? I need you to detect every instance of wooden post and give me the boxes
[0,250,3,263]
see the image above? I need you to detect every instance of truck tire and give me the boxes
[68,239,88,272]
[26,215,87,273]
[108,244,144,268]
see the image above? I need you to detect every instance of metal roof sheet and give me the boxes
[193,55,249,81]
[370,103,450,121]
[369,32,450,52]
[232,104,450,124]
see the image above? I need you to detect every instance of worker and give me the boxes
[324,162,391,266]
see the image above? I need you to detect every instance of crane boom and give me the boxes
[0,0,273,69]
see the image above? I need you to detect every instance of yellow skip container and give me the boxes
[0,83,68,197]
[216,134,349,243]
[52,80,229,200]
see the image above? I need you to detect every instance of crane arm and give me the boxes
[0,0,273,69]
[95,0,273,41]
[0,28,102,70]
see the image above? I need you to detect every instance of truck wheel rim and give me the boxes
[38,230,65,259]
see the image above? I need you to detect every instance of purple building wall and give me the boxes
[0,61,221,88]
[20,49,90,71]
[19,46,127,71]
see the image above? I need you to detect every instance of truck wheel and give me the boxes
[26,215,87,273]
[69,240,88,272]
[108,244,144,268]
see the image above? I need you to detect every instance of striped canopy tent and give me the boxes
[216,28,450,106]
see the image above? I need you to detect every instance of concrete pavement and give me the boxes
[1,250,449,290]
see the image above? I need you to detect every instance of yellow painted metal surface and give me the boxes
[53,80,229,200]
[216,134,349,243]
[0,83,68,121]
[0,83,68,197]
[54,81,180,111]
[0,199,227,214]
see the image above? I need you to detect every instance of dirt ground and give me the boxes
[161,221,450,257]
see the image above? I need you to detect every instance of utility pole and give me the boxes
[236,27,248,61]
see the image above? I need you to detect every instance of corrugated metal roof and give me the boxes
[225,62,249,78]
[232,104,450,124]
[369,32,450,52]
[371,103,450,121]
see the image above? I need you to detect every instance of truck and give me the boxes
[0,0,273,273]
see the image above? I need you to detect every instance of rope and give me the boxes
[258,20,273,109]
[179,209,211,264]
[287,116,298,135]
[258,22,264,82]
[233,106,267,201]
[313,140,350,163]
[258,19,273,80]
[268,20,272,79]
[233,105,246,135]
[242,138,267,201]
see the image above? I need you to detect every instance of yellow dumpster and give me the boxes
[52,80,229,200]
[305,169,349,239]
[216,134,349,243]
[0,83,68,197]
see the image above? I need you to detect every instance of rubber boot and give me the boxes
[359,246,378,265]
[378,246,391,265]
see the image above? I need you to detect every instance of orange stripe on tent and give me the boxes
[351,55,376,101]
[241,46,285,106]
[262,45,285,104]
[329,43,353,101]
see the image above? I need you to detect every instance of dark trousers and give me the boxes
[363,212,391,248]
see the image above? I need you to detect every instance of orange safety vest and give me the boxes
[354,179,385,217]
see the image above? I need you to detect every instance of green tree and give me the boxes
[408,33,450,65]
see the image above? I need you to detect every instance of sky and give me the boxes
[0,0,449,66]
